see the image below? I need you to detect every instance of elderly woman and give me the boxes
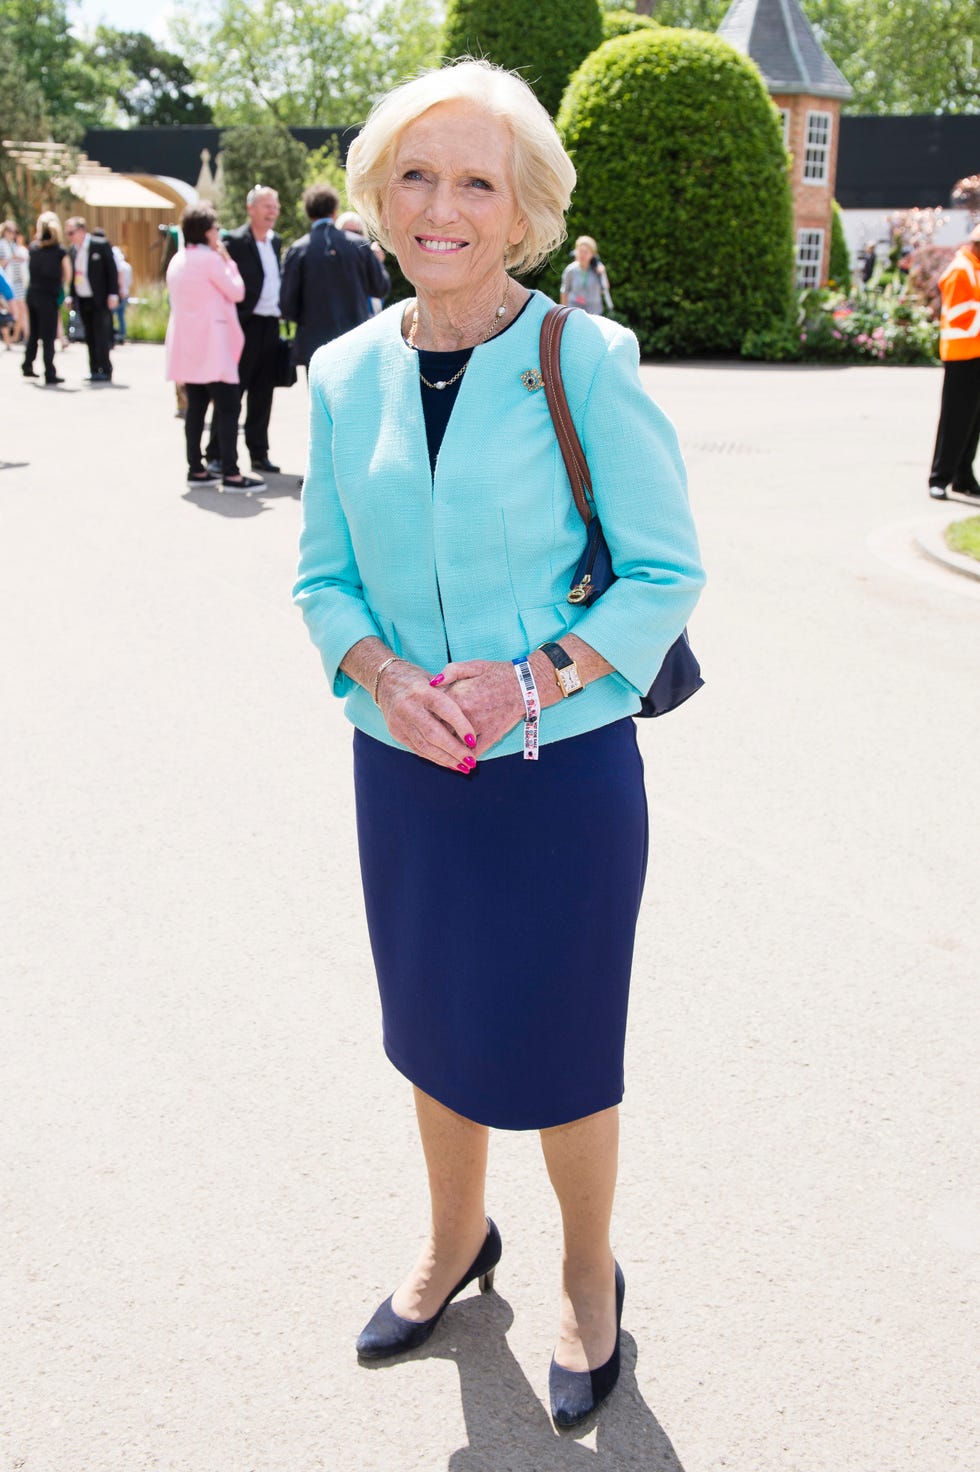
[165,203,264,491]
[293,60,704,1427]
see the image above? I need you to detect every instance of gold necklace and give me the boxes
[408,281,510,390]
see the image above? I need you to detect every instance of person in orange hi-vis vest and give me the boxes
[928,223,980,500]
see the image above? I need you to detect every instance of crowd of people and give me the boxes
[162,181,392,492]
[3,190,618,495]
[1,213,132,384]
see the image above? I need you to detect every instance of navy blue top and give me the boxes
[416,297,532,473]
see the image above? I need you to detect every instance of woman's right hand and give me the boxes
[376,661,477,773]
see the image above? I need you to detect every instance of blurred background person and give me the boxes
[65,217,119,383]
[206,185,283,477]
[280,184,391,373]
[1,221,29,343]
[22,211,70,385]
[336,209,388,315]
[560,235,614,315]
[112,243,133,344]
[165,202,265,493]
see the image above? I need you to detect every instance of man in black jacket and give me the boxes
[207,185,283,475]
[280,184,390,371]
[65,218,119,383]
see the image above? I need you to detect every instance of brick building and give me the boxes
[718,0,853,287]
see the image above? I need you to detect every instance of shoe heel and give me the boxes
[479,1266,496,1293]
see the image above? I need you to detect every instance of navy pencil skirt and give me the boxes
[353,718,649,1130]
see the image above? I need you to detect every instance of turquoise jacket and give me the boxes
[293,289,705,758]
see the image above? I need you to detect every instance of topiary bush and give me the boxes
[442,0,603,117]
[602,9,659,42]
[829,199,851,288]
[556,29,794,356]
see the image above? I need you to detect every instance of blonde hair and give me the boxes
[346,58,576,275]
[575,235,598,255]
[35,211,64,246]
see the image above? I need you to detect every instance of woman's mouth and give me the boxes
[416,237,467,253]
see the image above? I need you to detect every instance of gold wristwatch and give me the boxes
[539,641,584,697]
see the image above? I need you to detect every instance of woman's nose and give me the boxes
[424,179,459,225]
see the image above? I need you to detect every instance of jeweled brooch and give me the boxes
[520,368,544,392]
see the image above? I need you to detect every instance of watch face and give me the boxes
[557,664,583,696]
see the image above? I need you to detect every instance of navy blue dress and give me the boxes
[352,343,650,1130]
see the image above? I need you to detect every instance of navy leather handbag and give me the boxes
[540,305,703,718]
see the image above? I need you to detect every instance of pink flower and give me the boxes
[832,330,842,339]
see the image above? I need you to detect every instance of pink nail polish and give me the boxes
[456,762,470,774]
[464,755,477,769]
[464,733,476,748]
[430,674,445,686]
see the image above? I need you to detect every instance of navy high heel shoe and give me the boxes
[355,1218,502,1360]
[549,1261,625,1428]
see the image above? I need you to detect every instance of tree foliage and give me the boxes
[603,0,979,114]
[170,0,441,126]
[442,0,603,117]
[218,126,310,242]
[0,47,72,224]
[806,0,980,114]
[81,28,213,126]
[0,0,112,131]
[557,29,794,356]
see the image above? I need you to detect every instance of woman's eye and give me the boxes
[402,169,424,182]
[468,178,493,191]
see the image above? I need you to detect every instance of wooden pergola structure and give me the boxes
[3,142,177,288]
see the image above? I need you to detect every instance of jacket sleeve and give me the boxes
[103,243,119,298]
[292,359,384,695]
[564,326,705,696]
[279,243,301,322]
[207,249,246,303]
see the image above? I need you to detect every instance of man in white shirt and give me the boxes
[206,186,283,475]
[65,218,119,383]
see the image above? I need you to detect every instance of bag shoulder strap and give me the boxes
[540,304,593,527]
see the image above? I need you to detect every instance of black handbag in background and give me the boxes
[275,334,297,389]
[539,305,703,718]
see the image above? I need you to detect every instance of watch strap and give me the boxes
[539,641,574,671]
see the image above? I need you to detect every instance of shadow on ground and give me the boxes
[182,475,302,518]
[362,1293,686,1471]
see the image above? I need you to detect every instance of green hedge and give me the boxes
[829,199,851,289]
[556,29,795,356]
[442,0,603,117]
[601,9,659,41]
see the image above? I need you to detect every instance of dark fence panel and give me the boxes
[85,115,980,209]
[83,126,355,187]
[837,115,980,209]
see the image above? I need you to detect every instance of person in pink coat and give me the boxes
[165,203,264,492]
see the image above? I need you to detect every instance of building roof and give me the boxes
[66,172,176,212]
[718,0,853,101]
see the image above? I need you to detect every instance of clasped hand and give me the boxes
[378,658,525,771]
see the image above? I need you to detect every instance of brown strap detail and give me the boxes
[540,305,593,527]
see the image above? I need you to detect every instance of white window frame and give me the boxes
[796,228,825,289]
[777,108,790,149]
[803,110,832,185]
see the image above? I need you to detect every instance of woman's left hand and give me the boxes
[433,659,528,757]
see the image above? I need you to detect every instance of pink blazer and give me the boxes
[164,246,246,384]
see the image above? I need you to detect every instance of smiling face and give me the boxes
[247,189,280,238]
[382,100,528,303]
